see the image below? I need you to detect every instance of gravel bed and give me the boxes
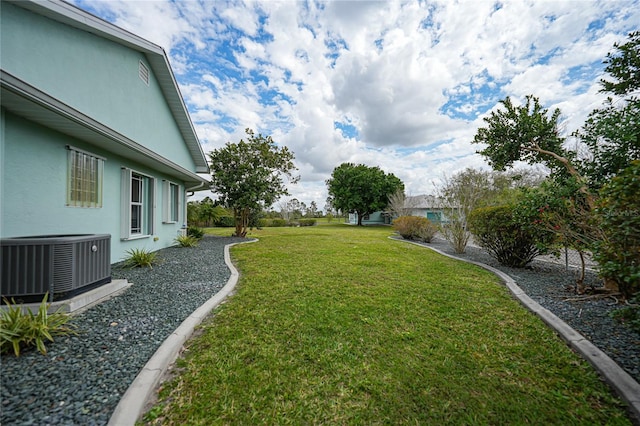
[416,236,640,385]
[1,235,244,426]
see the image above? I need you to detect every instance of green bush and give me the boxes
[187,226,205,239]
[468,205,544,268]
[1,294,76,356]
[298,219,316,227]
[594,161,640,298]
[214,216,235,228]
[175,235,199,247]
[123,248,158,268]
[392,216,438,243]
[610,295,640,333]
[257,218,288,227]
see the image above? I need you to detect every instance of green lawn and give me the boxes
[142,224,631,425]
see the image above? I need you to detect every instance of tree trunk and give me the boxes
[234,207,249,237]
[357,212,363,226]
[576,250,586,293]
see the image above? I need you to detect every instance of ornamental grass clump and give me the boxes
[392,215,438,242]
[123,248,158,268]
[187,226,205,239]
[0,294,76,356]
[175,235,199,247]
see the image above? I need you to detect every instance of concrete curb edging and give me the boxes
[107,239,257,426]
[394,237,640,423]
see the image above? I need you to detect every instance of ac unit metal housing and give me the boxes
[1,234,111,302]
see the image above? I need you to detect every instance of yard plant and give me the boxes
[208,128,298,237]
[143,225,631,424]
[186,226,205,239]
[175,235,199,247]
[392,215,437,242]
[0,294,76,356]
[468,205,550,268]
[123,248,158,268]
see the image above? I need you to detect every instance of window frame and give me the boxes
[121,168,155,240]
[162,180,181,224]
[66,145,104,208]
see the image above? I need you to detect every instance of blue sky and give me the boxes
[74,0,639,208]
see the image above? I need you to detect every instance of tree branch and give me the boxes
[523,143,595,210]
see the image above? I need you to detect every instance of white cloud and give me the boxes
[75,0,639,209]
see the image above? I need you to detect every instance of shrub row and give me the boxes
[257,218,317,227]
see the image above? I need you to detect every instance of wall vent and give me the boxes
[1,234,111,302]
[139,60,150,85]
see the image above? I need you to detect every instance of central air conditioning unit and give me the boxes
[1,234,111,302]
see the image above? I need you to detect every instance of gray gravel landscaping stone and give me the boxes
[1,235,244,426]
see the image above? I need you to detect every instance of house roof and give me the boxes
[406,195,442,209]
[2,0,210,186]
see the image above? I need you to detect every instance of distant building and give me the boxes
[347,195,450,225]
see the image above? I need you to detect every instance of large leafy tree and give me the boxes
[472,95,592,207]
[209,128,298,237]
[326,163,403,226]
[471,32,640,297]
[472,98,606,288]
[575,31,640,190]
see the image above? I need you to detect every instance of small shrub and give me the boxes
[187,226,205,239]
[610,296,640,333]
[271,219,287,227]
[123,248,157,268]
[1,294,76,356]
[468,205,543,268]
[175,235,199,247]
[393,216,438,242]
[298,219,317,227]
[440,218,470,254]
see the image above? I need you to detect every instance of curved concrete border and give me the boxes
[394,237,640,423]
[108,239,257,426]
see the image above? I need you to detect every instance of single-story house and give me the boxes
[1,0,210,267]
[405,195,449,223]
[347,195,449,225]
